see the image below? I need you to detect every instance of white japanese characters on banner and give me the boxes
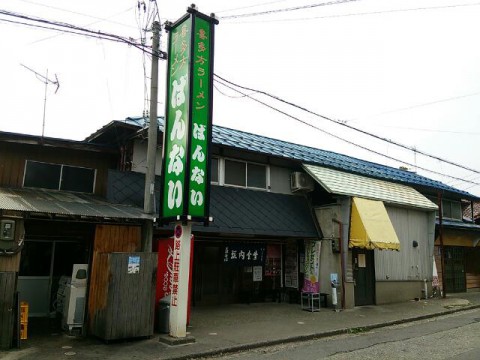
[223,244,266,265]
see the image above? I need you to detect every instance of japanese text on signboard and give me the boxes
[188,17,211,217]
[161,11,216,223]
[223,244,266,266]
[170,236,181,307]
[162,18,191,219]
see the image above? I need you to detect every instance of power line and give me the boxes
[28,6,135,45]
[223,1,480,23]
[0,9,157,56]
[213,77,480,187]
[220,0,363,20]
[214,0,291,14]
[0,17,128,45]
[15,0,137,29]
[152,0,161,23]
[214,74,480,176]
[349,90,480,122]
[359,124,480,136]
[213,82,256,98]
[136,2,150,115]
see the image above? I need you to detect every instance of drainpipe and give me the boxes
[471,201,475,224]
[332,218,345,310]
[438,191,446,298]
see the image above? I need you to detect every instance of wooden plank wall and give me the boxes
[466,273,480,289]
[0,254,20,272]
[0,272,16,350]
[0,142,116,196]
[90,253,157,340]
[466,247,480,290]
[88,224,141,332]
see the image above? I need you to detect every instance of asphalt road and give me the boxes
[206,308,480,360]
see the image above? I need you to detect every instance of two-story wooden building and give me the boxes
[0,131,151,348]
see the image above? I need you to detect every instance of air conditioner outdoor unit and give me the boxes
[62,264,88,334]
[291,172,314,192]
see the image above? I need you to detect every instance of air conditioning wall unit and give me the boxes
[291,172,314,192]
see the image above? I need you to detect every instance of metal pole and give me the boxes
[438,192,446,298]
[42,69,48,139]
[333,218,346,310]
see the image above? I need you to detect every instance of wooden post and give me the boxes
[0,215,23,349]
[0,272,16,349]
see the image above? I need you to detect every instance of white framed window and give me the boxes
[23,160,96,193]
[222,158,268,190]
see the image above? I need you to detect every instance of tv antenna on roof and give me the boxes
[20,64,60,139]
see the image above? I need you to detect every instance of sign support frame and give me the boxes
[160,5,218,339]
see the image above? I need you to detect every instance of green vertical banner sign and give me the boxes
[161,7,218,224]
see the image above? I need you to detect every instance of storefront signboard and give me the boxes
[160,9,217,224]
[223,243,266,266]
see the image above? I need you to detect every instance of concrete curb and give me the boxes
[164,304,480,360]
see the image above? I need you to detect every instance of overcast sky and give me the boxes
[1,0,479,196]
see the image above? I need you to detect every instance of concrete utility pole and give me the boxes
[142,21,160,251]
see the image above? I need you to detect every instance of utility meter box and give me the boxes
[0,219,16,250]
[331,238,340,253]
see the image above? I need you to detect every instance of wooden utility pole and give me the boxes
[142,21,160,251]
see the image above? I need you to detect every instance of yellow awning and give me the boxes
[349,197,400,251]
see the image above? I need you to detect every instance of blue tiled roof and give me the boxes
[124,116,475,199]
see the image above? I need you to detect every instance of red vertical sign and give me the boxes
[156,236,194,325]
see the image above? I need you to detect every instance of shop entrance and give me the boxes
[193,241,283,306]
[194,244,239,305]
[444,246,466,293]
[18,240,89,317]
[353,248,375,306]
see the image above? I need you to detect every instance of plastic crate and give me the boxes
[20,323,28,340]
[20,302,29,323]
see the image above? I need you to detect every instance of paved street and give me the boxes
[2,293,480,360]
[208,309,480,360]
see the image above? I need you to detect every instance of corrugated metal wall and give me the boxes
[375,206,435,281]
